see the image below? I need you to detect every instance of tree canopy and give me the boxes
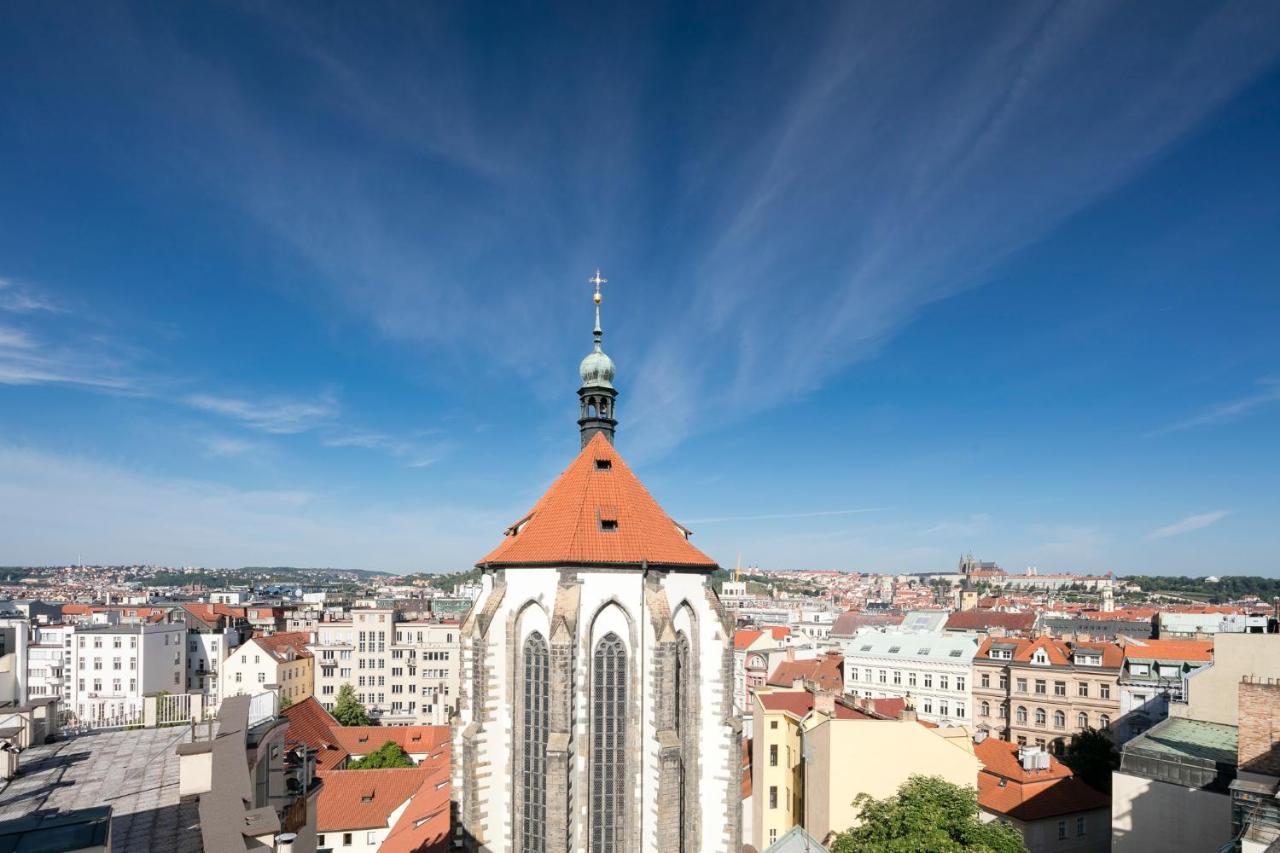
[829,775,1027,853]
[332,683,371,726]
[1060,727,1119,793]
[349,740,415,770]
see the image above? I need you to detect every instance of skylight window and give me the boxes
[949,649,963,657]
[595,458,612,470]
[888,646,901,654]
[599,518,618,532]
[918,648,931,655]
[860,645,872,652]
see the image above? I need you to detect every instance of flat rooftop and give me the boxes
[1120,717,1238,793]
[0,728,202,852]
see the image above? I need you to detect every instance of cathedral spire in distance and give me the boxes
[578,268,618,447]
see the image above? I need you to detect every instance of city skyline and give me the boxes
[3,4,1280,574]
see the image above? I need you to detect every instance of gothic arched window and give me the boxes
[521,632,549,853]
[675,632,691,853]
[591,632,627,853]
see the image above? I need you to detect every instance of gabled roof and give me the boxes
[767,653,843,692]
[976,636,1122,668]
[250,630,313,662]
[317,767,433,831]
[478,433,717,569]
[975,737,1110,821]
[830,611,904,637]
[381,762,451,853]
[280,697,350,773]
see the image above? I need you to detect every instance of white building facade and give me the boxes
[840,628,980,726]
[69,622,186,723]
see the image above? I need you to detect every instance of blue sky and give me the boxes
[2,3,1279,575]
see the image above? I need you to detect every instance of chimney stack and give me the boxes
[814,689,835,717]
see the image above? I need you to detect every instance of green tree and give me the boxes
[1060,727,1119,793]
[349,740,415,770]
[829,775,1027,853]
[278,694,293,710]
[332,683,371,726]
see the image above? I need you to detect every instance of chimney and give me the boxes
[785,646,796,662]
[814,689,835,717]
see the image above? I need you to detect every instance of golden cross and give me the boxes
[589,268,607,303]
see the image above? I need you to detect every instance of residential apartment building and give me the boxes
[69,622,186,723]
[309,609,461,725]
[733,626,792,713]
[972,636,1122,753]
[181,603,251,712]
[975,735,1110,853]
[222,631,314,705]
[26,623,71,704]
[840,629,980,726]
[1114,637,1213,742]
[750,684,981,849]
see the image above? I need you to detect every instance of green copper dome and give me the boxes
[579,345,615,389]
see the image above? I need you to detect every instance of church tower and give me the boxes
[577,269,617,448]
[453,271,742,853]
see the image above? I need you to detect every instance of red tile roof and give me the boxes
[280,697,350,774]
[478,433,718,569]
[317,767,434,832]
[330,726,451,758]
[830,611,905,637]
[975,738,1109,821]
[1120,637,1213,662]
[977,636,1123,668]
[381,763,451,853]
[734,629,763,651]
[252,630,313,662]
[756,691,873,720]
[767,653,843,692]
[945,609,1036,633]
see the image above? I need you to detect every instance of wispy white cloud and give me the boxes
[200,435,261,458]
[1149,379,1280,435]
[1146,510,1229,541]
[683,507,888,524]
[0,442,495,571]
[321,429,451,468]
[922,513,992,537]
[0,277,60,313]
[182,391,340,434]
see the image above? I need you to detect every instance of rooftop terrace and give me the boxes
[0,727,201,852]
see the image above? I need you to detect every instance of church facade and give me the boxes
[452,274,741,853]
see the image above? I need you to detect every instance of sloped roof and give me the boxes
[330,726,451,758]
[767,653,843,691]
[945,609,1036,633]
[1120,637,1213,662]
[317,767,433,831]
[478,433,717,569]
[280,697,350,773]
[252,631,313,662]
[830,611,904,637]
[977,636,1122,668]
[381,762,451,853]
[975,737,1109,821]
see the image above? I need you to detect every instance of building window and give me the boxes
[939,675,949,690]
[980,673,990,688]
[1053,710,1065,729]
[769,744,778,767]
[1016,678,1027,693]
[521,632,549,853]
[591,633,627,853]
[1000,702,1008,719]
[1058,820,1067,840]
[769,829,778,844]
[1016,735,1026,746]
[923,674,932,689]
[769,786,778,809]
[343,833,352,845]
[770,720,778,730]
[1078,682,1089,697]
[999,674,1009,690]
[1035,708,1046,727]
[893,671,901,685]
[1016,706,1027,724]
[1034,679,1046,695]
[1077,816,1086,836]
[980,701,990,717]
[1100,714,1111,730]
[1054,681,1066,696]
[956,676,965,692]
[1100,684,1111,699]
[878,670,887,684]
[908,672,917,687]
[1077,712,1088,729]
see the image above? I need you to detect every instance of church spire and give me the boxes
[578,268,618,447]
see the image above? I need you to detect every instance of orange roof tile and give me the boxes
[478,433,717,569]
[1120,637,1213,662]
[330,726,451,758]
[251,630,313,662]
[767,653,843,692]
[281,697,350,774]
[317,767,433,832]
[975,738,1109,821]
[734,629,764,651]
[381,763,451,853]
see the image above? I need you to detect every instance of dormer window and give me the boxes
[1031,650,1049,666]
[599,518,618,532]
[595,458,612,471]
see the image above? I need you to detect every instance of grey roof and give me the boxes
[0,728,202,852]
[900,610,949,633]
[844,628,981,663]
[764,825,829,853]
